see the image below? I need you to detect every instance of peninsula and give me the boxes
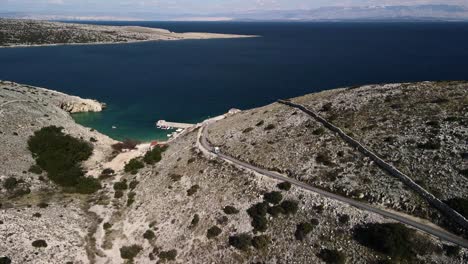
[0,18,256,48]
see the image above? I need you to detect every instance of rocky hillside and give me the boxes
[1,81,467,264]
[0,19,253,47]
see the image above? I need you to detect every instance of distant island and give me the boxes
[0,18,256,48]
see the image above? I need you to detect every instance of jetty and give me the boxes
[156,120,194,129]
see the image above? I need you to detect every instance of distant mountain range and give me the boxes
[2,5,468,22]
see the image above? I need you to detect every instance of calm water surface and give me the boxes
[1,22,468,141]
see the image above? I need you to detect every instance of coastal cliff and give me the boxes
[0,80,467,264]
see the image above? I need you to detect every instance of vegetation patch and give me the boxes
[353,223,424,261]
[229,234,252,251]
[28,165,43,174]
[170,174,182,182]
[207,226,222,239]
[312,127,326,136]
[267,205,285,217]
[295,222,314,241]
[187,185,200,196]
[113,180,128,191]
[264,124,276,130]
[242,127,254,133]
[143,145,167,164]
[143,229,155,240]
[3,177,18,191]
[263,191,283,205]
[120,245,143,260]
[317,249,346,264]
[417,140,441,150]
[190,214,200,228]
[27,126,98,193]
[127,192,136,206]
[158,249,177,261]
[223,206,239,215]
[124,158,144,174]
[280,200,299,215]
[277,181,291,191]
[459,169,468,178]
[252,235,270,250]
[32,239,47,248]
[112,139,140,152]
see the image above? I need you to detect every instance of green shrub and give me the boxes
[417,140,441,150]
[295,222,314,241]
[127,192,136,207]
[443,245,461,257]
[338,214,350,225]
[3,177,18,191]
[280,200,298,215]
[28,126,93,188]
[267,205,285,217]
[103,222,112,230]
[459,169,468,178]
[143,145,167,165]
[252,235,270,250]
[114,190,124,199]
[113,180,128,191]
[277,181,291,191]
[264,191,283,205]
[32,239,47,248]
[158,249,177,261]
[0,257,11,264]
[187,185,200,196]
[101,168,114,176]
[120,245,142,259]
[317,249,346,264]
[264,124,276,130]
[242,127,254,133]
[207,226,222,239]
[229,234,252,251]
[170,174,182,182]
[223,206,239,215]
[143,229,155,240]
[28,165,43,174]
[129,180,139,190]
[124,158,144,174]
[312,127,325,136]
[316,153,333,166]
[251,215,268,232]
[190,214,200,227]
[74,177,101,194]
[255,120,264,127]
[353,223,417,261]
[37,202,48,208]
[247,202,269,218]
[444,198,468,218]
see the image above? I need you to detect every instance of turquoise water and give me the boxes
[1,22,468,141]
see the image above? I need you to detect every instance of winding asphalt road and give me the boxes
[198,123,468,248]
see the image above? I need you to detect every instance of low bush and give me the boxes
[459,169,468,178]
[338,214,350,225]
[114,190,124,199]
[264,191,283,205]
[247,202,269,218]
[417,140,441,150]
[3,177,18,191]
[317,249,346,264]
[251,215,268,232]
[120,245,142,260]
[267,205,285,217]
[127,192,136,207]
[113,180,128,191]
[187,185,200,196]
[280,200,298,215]
[28,165,43,174]
[316,153,334,166]
[277,181,291,191]
[129,180,139,190]
[242,127,254,133]
[207,226,222,239]
[312,127,326,136]
[295,222,314,241]
[223,206,239,215]
[255,120,264,126]
[74,177,101,194]
[264,124,276,130]
[101,168,114,176]
[170,174,182,182]
[443,245,461,257]
[252,235,270,250]
[32,239,47,248]
[124,158,144,174]
[143,229,155,240]
[143,145,167,165]
[229,234,252,251]
[27,126,96,193]
[112,139,140,152]
[103,222,112,230]
[158,249,177,261]
[353,223,417,261]
[190,214,200,227]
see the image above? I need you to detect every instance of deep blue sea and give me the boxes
[1,22,468,141]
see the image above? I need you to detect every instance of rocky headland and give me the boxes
[0,80,467,264]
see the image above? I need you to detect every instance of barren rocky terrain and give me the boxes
[0,19,254,47]
[1,81,467,263]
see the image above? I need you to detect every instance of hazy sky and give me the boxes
[1,0,467,13]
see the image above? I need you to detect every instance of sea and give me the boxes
[1,21,468,141]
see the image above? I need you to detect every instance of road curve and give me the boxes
[198,123,468,248]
